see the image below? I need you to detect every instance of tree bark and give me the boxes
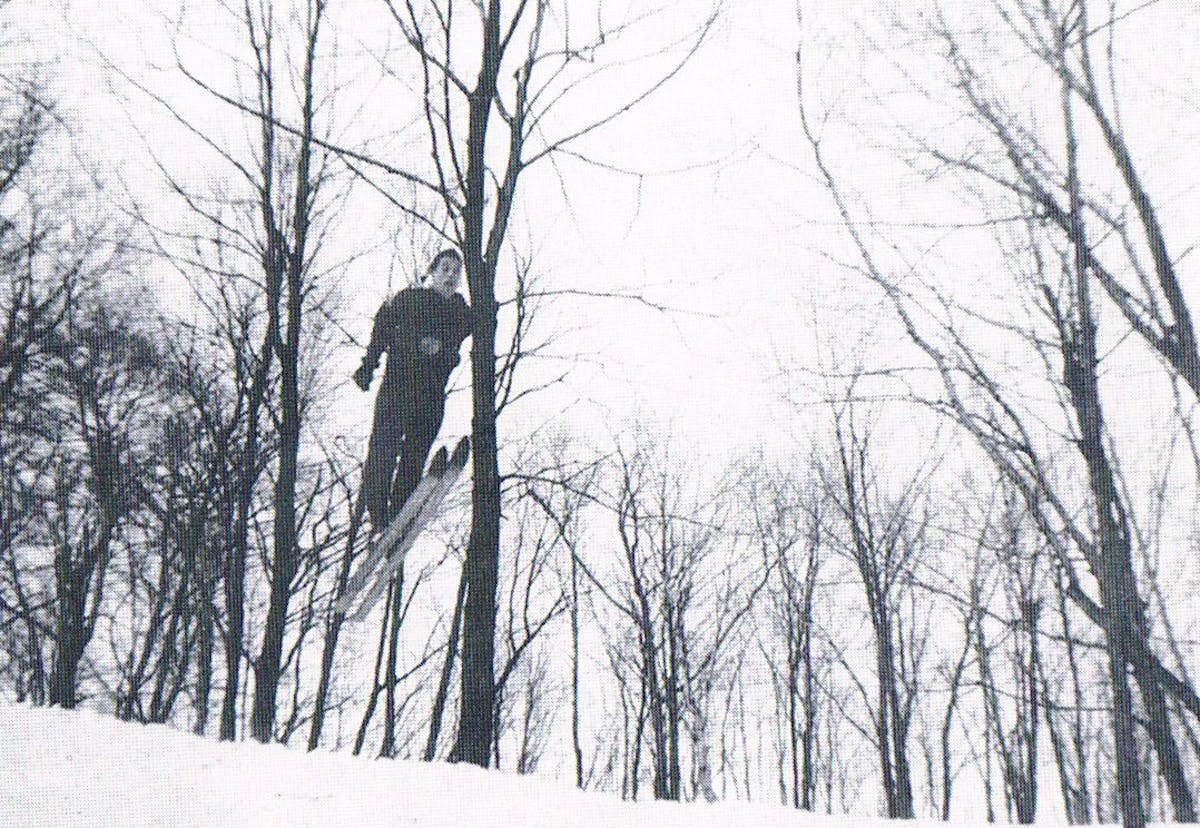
[308,497,364,750]
[380,569,405,757]
[250,0,322,744]
[451,0,503,768]
[424,562,467,761]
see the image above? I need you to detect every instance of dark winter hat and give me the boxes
[430,248,462,270]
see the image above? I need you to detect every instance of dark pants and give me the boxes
[361,368,447,533]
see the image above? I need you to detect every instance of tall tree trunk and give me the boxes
[49,530,83,709]
[1056,17,1195,821]
[309,497,365,750]
[452,0,503,768]
[801,639,816,811]
[1060,61,1147,828]
[788,644,801,809]
[249,0,322,743]
[380,569,404,758]
[424,562,467,761]
[50,497,114,709]
[149,563,190,724]
[220,320,274,741]
[1012,598,1040,824]
[570,549,584,788]
[877,610,913,818]
[250,227,301,744]
[195,566,214,735]
[664,615,682,800]
[941,613,971,821]
[631,671,648,801]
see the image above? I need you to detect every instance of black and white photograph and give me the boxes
[0,1,1198,825]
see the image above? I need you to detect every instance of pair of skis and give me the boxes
[335,436,470,622]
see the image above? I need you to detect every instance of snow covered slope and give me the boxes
[0,702,1097,827]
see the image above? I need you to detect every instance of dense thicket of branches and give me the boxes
[797,0,1200,823]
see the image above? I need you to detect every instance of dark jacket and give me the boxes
[356,286,471,396]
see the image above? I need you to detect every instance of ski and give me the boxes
[345,436,469,621]
[337,447,448,613]
[336,436,470,621]
[337,444,454,620]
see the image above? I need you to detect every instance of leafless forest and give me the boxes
[1,1,1197,825]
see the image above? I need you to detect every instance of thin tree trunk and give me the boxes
[424,562,468,761]
[380,568,405,758]
[195,532,215,735]
[788,649,801,808]
[353,581,394,756]
[1056,570,1092,824]
[570,550,584,788]
[249,237,300,743]
[309,497,365,750]
[250,0,322,745]
[631,670,648,801]
[1061,57,1146,827]
[941,614,971,821]
[664,617,682,800]
[220,313,273,741]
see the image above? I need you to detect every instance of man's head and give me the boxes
[426,249,463,297]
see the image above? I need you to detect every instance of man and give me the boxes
[354,249,471,533]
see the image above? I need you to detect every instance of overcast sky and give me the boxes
[10,0,1197,469]
[4,0,850,464]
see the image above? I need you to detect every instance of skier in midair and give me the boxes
[354,249,471,533]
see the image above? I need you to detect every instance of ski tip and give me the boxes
[450,435,471,467]
[335,599,370,624]
[427,446,450,477]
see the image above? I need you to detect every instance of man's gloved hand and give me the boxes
[353,363,372,391]
[419,336,442,356]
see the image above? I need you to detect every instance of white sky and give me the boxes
[10,0,850,464]
[10,0,1195,472]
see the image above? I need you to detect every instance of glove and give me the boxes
[352,363,373,391]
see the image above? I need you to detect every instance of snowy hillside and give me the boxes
[0,703,960,828]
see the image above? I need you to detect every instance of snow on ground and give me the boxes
[0,702,1135,827]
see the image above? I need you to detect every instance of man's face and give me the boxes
[429,256,462,296]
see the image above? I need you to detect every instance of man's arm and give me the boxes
[354,294,401,390]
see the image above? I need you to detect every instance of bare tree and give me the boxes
[490,486,568,769]
[243,0,332,746]
[796,3,1200,823]
[112,405,213,727]
[819,398,931,819]
[747,460,823,810]
[116,0,350,742]
[45,292,164,708]
[157,279,275,741]
[512,648,554,774]
[0,78,68,706]
[521,437,601,788]
[583,438,757,802]
[947,482,1049,824]
[375,0,718,766]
